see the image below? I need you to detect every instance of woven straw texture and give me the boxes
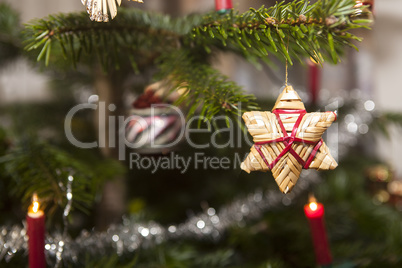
[241,86,338,194]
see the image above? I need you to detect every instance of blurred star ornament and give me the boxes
[81,0,144,22]
[241,85,338,194]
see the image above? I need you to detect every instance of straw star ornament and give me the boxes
[241,86,338,194]
[81,0,144,22]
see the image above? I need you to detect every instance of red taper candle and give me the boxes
[26,193,46,268]
[304,195,332,266]
[215,0,232,13]
[308,58,320,106]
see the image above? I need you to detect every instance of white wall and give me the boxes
[0,0,83,104]
[372,1,402,177]
[3,0,82,23]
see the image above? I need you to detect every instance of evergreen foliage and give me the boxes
[23,0,371,121]
[1,139,124,216]
[156,50,258,126]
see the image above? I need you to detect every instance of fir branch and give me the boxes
[157,50,258,127]
[0,140,119,216]
[192,0,371,64]
[24,9,203,68]
[24,0,371,68]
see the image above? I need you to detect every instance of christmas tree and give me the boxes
[1,0,402,267]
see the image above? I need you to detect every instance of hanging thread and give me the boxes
[285,35,290,86]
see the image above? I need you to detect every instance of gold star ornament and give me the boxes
[241,85,338,194]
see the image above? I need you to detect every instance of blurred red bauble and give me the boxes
[132,90,163,109]
[127,81,186,153]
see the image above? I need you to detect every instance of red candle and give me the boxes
[304,195,332,266]
[308,58,320,106]
[215,0,232,13]
[26,193,46,268]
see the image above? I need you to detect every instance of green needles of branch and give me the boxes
[24,0,371,68]
[24,9,203,68]
[157,51,258,127]
[0,140,111,216]
[193,0,371,65]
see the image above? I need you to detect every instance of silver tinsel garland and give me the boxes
[0,90,375,266]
